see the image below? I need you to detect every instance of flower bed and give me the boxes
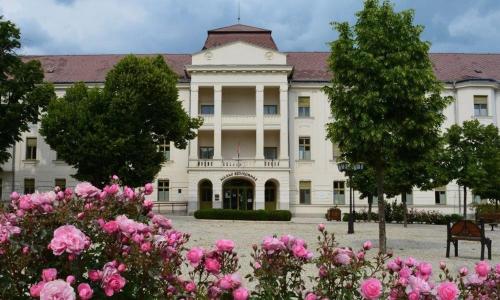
[0,178,499,299]
[193,208,292,221]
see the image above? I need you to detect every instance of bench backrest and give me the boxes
[477,212,500,222]
[449,220,482,238]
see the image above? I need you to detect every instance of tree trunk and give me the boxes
[463,186,467,220]
[368,196,373,222]
[375,167,386,254]
[402,193,408,228]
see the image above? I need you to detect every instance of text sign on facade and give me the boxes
[220,171,258,182]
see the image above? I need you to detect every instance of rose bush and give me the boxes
[1,179,499,299]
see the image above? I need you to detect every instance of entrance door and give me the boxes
[265,180,277,211]
[199,180,213,210]
[223,179,254,210]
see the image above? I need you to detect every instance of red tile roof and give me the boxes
[21,52,500,84]
[22,54,191,83]
[203,23,278,50]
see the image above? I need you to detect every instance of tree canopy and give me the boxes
[444,120,500,209]
[0,16,55,167]
[324,0,452,252]
[41,55,202,187]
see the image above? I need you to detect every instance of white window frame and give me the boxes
[158,180,169,202]
[299,137,311,160]
[25,137,37,160]
[333,181,345,205]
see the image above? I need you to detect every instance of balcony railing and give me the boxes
[189,158,288,169]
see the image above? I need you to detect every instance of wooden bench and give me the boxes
[476,212,500,231]
[325,207,341,221]
[446,220,492,260]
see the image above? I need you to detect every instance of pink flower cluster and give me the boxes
[261,234,313,260]
[87,261,127,297]
[30,268,93,300]
[0,214,21,245]
[10,189,72,216]
[49,225,90,257]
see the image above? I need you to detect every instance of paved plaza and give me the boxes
[170,216,500,283]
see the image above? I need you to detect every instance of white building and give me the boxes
[1,24,498,216]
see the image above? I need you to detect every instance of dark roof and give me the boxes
[22,54,191,83]
[208,24,271,33]
[203,23,278,50]
[21,52,500,84]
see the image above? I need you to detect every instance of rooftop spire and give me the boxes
[237,1,241,23]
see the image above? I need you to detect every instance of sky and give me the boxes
[1,0,500,55]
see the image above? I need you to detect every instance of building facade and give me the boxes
[1,24,499,216]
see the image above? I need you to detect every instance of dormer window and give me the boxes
[474,96,488,117]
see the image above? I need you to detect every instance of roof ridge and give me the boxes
[208,24,271,33]
[22,53,191,57]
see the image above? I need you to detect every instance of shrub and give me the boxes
[193,209,292,221]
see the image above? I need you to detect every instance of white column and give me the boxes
[279,84,289,159]
[189,85,199,160]
[255,180,265,210]
[213,179,222,209]
[256,85,264,160]
[214,85,222,160]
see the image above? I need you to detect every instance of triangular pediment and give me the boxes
[192,41,286,66]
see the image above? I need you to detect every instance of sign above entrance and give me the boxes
[220,171,257,182]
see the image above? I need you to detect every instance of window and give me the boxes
[298,96,310,117]
[24,178,35,194]
[264,105,278,115]
[25,137,37,160]
[299,181,311,204]
[158,138,170,160]
[264,147,278,160]
[200,105,214,115]
[199,147,214,159]
[158,180,169,202]
[333,181,345,204]
[299,137,311,160]
[474,96,488,117]
[473,194,481,204]
[405,191,413,205]
[55,178,66,190]
[435,187,446,205]
[332,143,340,160]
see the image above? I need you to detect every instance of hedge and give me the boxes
[193,209,292,221]
[341,201,463,225]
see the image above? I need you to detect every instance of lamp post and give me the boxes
[338,161,364,234]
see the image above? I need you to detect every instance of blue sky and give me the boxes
[1,0,500,54]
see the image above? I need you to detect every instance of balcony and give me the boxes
[263,114,281,128]
[188,158,289,169]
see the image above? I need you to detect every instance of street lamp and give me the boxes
[337,161,364,234]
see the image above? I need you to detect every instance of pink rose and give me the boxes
[186,247,204,267]
[112,175,119,180]
[103,274,126,296]
[123,186,135,200]
[435,282,459,300]
[30,282,46,297]
[204,257,221,274]
[42,268,57,282]
[75,182,100,199]
[49,225,90,256]
[218,273,241,290]
[143,199,154,210]
[495,263,500,274]
[140,242,152,252]
[117,263,126,272]
[10,191,20,201]
[104,184,120,195]
[103,221,119,234]
[40,280,75,300]
[439,261,446,270]
[475,261,490,278]
[317,223,325,232]
[216,239,235,252]
[292,244,313,260]
[151,214,172,229]
[399,267,412,279]
[77,283,93,300]
[459,267,468,276]
[185,281,196,293]
[144,183,154,195]
[87,270,102,282]
[66,275,75,285]
[232,287,249,300]
[262,236,285,254]
[405,257,417,267]
[418,262,432,278]
[363,241,373,250]
[305,293,317,300]
[360,278,382,300]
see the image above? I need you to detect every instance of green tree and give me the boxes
[0,17,55,167]
[324,0,451,252]
[41,55,202,187]
[444,120,500,217]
